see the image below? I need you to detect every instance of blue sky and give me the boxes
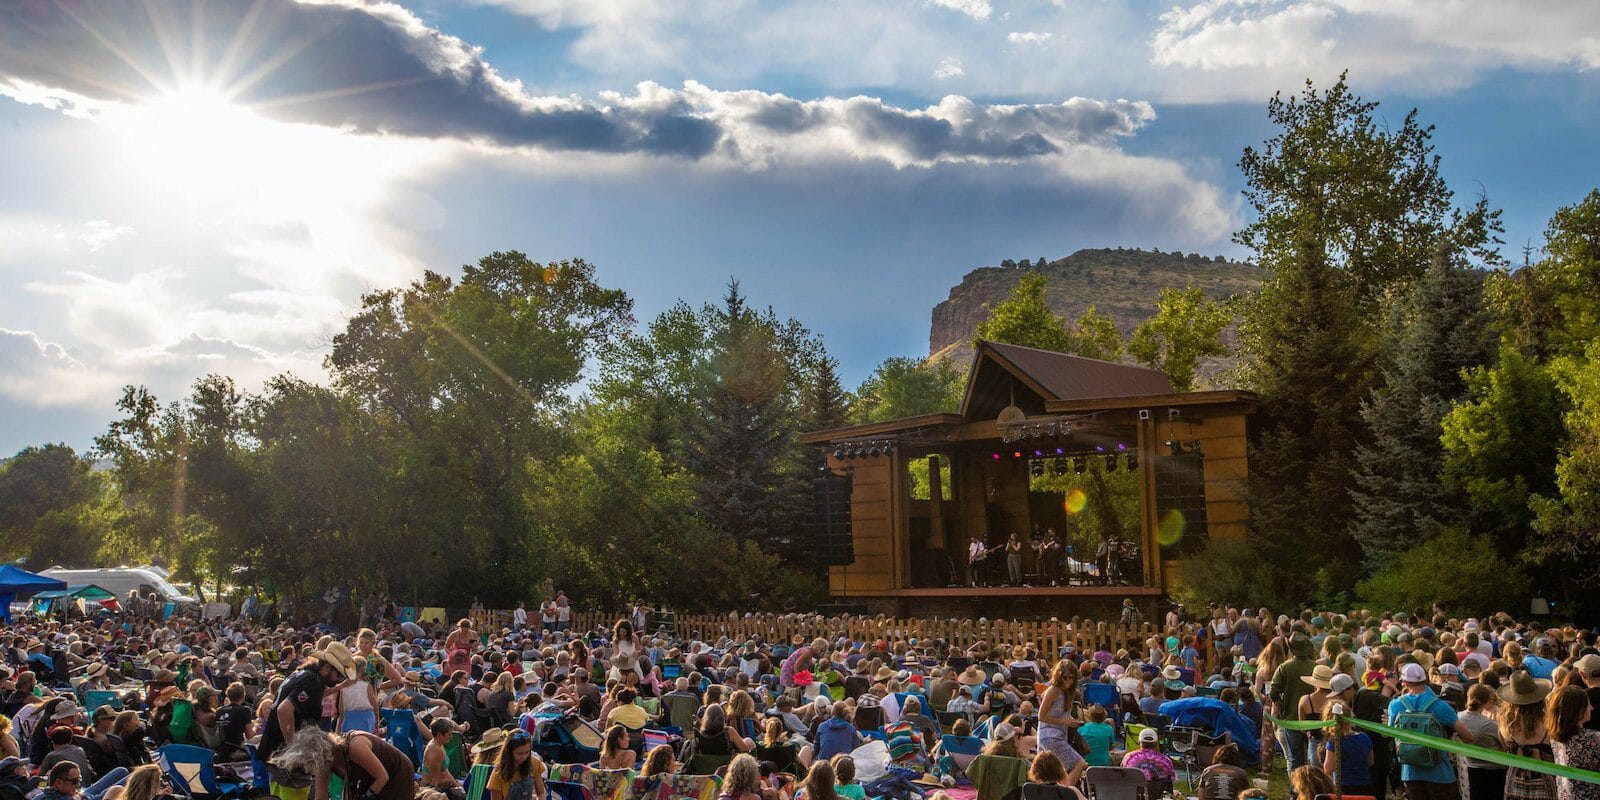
[1,0,1597,455]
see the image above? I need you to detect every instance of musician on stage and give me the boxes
[1004,533,1024,585]
[967,534,988,587]
[1035,529,1063,585]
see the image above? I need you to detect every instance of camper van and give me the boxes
[39,566,200,609]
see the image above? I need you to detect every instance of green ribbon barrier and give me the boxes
[1265,713,1600,785]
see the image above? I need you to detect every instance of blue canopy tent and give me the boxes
[0,564,68,623]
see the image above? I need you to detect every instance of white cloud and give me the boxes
[928,0,992,20]
[1151,0,1600,99]
[933,57,966,80]
[1007,31,1054,44]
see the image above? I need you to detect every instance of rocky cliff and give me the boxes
[928,248,1264,367]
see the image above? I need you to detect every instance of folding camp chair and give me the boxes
[381,707,426,767]
[969,754,1031,800]
[937,734,984,773]
[934,709,971,733]
[463,763,494,800]
[1082,767,1148,800]
[1084,683,1119,713]
[159,744,246,798]
[82,689,123,712]
[1022,784,1080,800]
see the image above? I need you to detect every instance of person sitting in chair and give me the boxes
[1120,728,1175,797]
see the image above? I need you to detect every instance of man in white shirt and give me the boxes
[513,602,528,633]
[967,536,987,586]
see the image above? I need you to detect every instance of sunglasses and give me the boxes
[508,730,531,743]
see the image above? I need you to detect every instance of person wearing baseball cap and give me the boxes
[1269,634,1319,772]
[1123,727,1176,797]
[1388,661,1475,800]
[1574,653,1600,732]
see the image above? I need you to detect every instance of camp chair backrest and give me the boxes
[977,662,1003,682]
[1083,683,1118,712]
[1010,667,1039,687]
[381,707,425,766]
[970,754,1030,800]
[1177,669,1195,686]
[245,744,269,791]
[1083,767,1147,800]
[687,752,734,776]
[854,705,885,731]
[159,743,240,797]
[83,690,122,712]
[464,763,494,800]
[934,710,971,734]
[862,729,887,743]
[939,734,983,771]
[548,780,594,800]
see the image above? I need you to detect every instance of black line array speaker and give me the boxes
[812,473,855,566]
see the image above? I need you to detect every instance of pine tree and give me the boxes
[681,282,807,551]
[1350,257,1496,566]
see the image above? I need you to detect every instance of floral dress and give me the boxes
[1553,730,1600,800]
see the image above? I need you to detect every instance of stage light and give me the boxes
[992,453,1000,460]
[1095,445,1105,452]
[868,445,881,457]
[1034,449,1044,457]
[1126,451,1138,470]
[1055,447,1065,455]
[1105,455,1119,472]
[1053,459,1068,476]
[1030,461,1045,478]
[1117,442,1127,451]
[882,443,894,455]
[833,448,845,460]
[1013,451,1022,459]
[1074,458,1087,474]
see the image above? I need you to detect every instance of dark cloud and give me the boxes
[0,0,1155,164]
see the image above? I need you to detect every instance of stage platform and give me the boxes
[885,585,1164,597]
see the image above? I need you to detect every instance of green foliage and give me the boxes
[1234,74,1503,603]
[1128,287,1232,391]
[974,272,1072,352]
[1355,528,1529,616]
[0,444,116,567]
[1174,539,1285,611]
[1529,339,1600,585]
[1350,258,1496,565]
[1066,306,1124,362]
[1029,459,1139,557]
[908,457,953,501]
[851,357,965,424]
[1439,349,1567,552]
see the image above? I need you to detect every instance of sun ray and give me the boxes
[49,0,173,99]
[210,0,275,100]
[246,74,443,114]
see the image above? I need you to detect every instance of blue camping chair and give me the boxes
[1177,669,1196,686]
[82,689,123,712]
[938,734,984,773]
[245,744,269,792]
[382,707,426,767]
[159,744,246,798]
[1084,682,1119,712]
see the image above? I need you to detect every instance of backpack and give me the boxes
[1393,695,1443,768]
[1504,742,1557,800]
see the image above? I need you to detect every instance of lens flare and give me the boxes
[1158,509,1186,546]
[1064,488,1087,515]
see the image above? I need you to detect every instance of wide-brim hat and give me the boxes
[151,685,183,705]
[472,727,509,756]
[1301,665,1334,689]
[874,667,896,681]
[152,668,178,684]
[958,667,986,686]
[1160,666,1181,681]
[52,701,83,720]
[1497,671,1552,706]
[316,642,359,681]
[82,662,108,679]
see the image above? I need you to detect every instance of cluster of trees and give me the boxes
[2,75,1595,618]
[2,258,846,611]
[1182,76,1600,617]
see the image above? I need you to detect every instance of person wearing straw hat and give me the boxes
[1388,662,1474,800]
[1498,670,1556,800]
[258,641,359,775]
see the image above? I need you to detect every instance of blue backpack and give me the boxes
[1393,694,1444,768]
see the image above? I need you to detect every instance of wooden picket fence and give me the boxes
[470,609,1161,666]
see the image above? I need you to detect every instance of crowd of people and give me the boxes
[2,600,1600,800]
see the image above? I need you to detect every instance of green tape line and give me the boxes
[1264,714,1600,784]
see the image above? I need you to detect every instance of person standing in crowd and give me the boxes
[1389,662,1474,800]
[1458,684,1505,800]
[1549,686,1600,800]
[1500,670,1557,800]
[258,644,358,770]
[1271,635,1318,772]
[513,602,528,634]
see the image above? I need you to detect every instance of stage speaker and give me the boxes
[812,474,855,566]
